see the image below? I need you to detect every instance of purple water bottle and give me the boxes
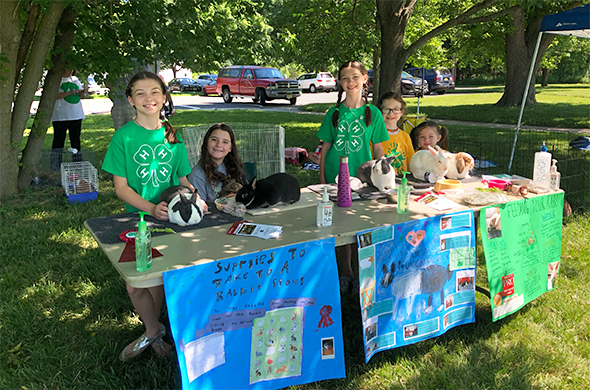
[337,156,352,207]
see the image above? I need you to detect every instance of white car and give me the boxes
[297,72,336,93]
[87,75,109,95]
[195,74,218,88]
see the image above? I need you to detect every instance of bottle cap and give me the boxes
[322,185,329,202]
[138,212,148,232]
[401,171,408,186]
[550,159,558,172]
[540,141,547,152]
[340,156,348,163]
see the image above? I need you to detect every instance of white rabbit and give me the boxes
[443,151,475,179]
[409,145,449,183]
[356,156,396,191]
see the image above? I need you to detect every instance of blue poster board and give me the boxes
[163,238,345,389]
[356,211,476,362]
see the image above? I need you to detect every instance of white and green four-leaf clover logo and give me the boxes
[334,116,365,154]
[134,144,173,187]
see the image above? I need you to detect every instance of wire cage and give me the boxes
[450,135,590,212]
[182,123,286,180]
[60,161,99,204]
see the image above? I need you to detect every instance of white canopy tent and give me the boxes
[508,3,590,171]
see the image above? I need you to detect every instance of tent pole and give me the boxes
[508,31,544,173]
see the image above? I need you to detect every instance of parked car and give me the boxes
[195,74,218,88]
[201,80,219,96]
[297,72,336,93]
[367,69,426,97]
[216,66,302,105]
[404,67,455,95]
[87,75,109,95]
[168,78,201,92]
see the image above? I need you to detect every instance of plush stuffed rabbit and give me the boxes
[160,185,206,226]
[409,145,449,183]
[236,173,301,209]
[356,155,396,191]
[442,151,475,179]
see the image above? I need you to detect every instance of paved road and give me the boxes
[31,91,588,134]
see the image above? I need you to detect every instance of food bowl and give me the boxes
[434,179,462,192]
[486,179,510,189]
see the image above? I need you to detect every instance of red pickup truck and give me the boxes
[216,66,302,105]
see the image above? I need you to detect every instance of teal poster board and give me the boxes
[356,211,476,362]
[162,238,345,389]
[480,192,564,321]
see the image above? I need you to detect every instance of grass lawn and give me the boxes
[2,108,589,389]
[301,83,590,129]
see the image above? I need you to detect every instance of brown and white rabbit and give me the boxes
[409,145,449,183]
[443,151,475,179]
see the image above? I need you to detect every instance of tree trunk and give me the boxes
[18,6,77,191]
[15,3,41,91]
[0,0,22,198]
[376,0,411,98]
[541,68,548,87]
[495,6,554,107]
[10,1,64,153]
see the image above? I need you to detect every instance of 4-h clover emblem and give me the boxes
[334,117,365,154]
[134,144,173,187]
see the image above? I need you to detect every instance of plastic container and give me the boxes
[397,171,409,214]
[434,179,462,192]
[316,186,333,227]
[135,212,152,272]
[337,156,352,207]
[550,159,561,191]
[533,141,552,189]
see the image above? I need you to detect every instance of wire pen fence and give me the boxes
[450,133,590,212]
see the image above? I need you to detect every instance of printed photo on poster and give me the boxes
[356,211,477,362]
[485,207,502,240]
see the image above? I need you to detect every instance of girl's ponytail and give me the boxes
[162,116,180,144]
[438,126,449,150]
[363,83,372,127]
[331,87,344,127]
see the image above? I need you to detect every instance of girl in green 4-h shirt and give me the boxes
[316,60,389,294]
[103,71,205,361]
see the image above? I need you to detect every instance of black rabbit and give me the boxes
[235,173,301,209]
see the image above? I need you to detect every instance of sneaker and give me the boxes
[339,276,353,295]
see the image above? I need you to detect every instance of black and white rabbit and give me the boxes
[356,155,396,191]
[159,185,206,226]
[235,173,301,209]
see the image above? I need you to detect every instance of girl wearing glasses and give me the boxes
[376,92,414,174]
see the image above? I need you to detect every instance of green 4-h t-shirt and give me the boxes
[102,121,191,212]
[316,104,389,183]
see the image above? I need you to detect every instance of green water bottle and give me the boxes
[135,212,152,272]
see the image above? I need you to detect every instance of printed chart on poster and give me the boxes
[480,192,564,321]
[162,238,345,390]
[356,211,476,362]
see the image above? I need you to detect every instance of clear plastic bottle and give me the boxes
[135,212,152,272]
[397,171,409,214]
[533,141,552,189]
[316,186,333,227]
[550,159,561,191]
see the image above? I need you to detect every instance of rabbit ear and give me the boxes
[428,145,438,156]
[456,157,465,173]
[251,177,257,190]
